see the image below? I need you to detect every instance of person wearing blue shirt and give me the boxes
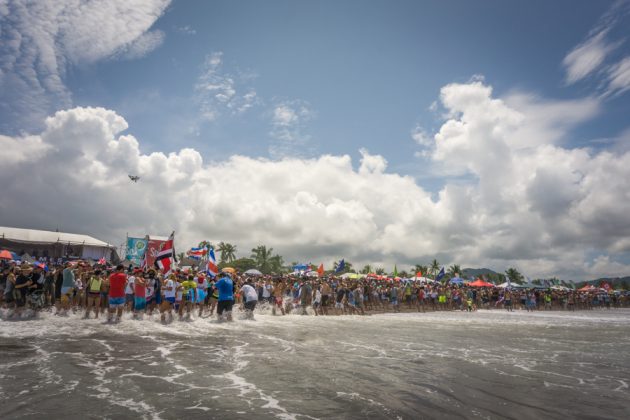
[215,272,234,321]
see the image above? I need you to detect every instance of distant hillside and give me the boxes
[462,268,501,278]
[579,277,630,289]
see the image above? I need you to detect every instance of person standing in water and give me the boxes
[107,265,127,323]
[215,271,234,321]
[240,280,258,319]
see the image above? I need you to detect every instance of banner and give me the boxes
[146,238,167,269]
[125,237,148,264]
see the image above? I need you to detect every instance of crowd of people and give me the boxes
[1,260,628,322]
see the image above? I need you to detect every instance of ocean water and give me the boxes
[1,308,629,419]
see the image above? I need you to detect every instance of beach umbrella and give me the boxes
[244,268,263,276]
[0,250,13,260]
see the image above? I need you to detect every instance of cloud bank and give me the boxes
[2,80,630,280]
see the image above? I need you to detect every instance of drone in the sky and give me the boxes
[128,175,140,183]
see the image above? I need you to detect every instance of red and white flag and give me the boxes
[155,231,176,274]
[98,257,106,265]
[205,248,218,277]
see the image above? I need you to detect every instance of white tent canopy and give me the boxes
[0,226,117,260]
[1,226,113,247]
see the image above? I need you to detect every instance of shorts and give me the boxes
[126,294,134,304]
[135,296,146,311]
[244,300,257,311]
[154,293,162,305]
[321,295,330,306]
[274,297,283,307]
[109,297,125,308]
[217,300,234,315]
[391,299,398,306]
[165,297,176,304]
[335,301,344,309]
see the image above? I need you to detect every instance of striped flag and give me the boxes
[205,248,218,277]
[155,231,176,274]
[187,247,207,260]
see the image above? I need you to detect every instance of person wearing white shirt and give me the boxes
[240,281,258,319]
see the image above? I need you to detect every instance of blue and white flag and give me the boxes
[335,259,345,273]
[436,267,445,282]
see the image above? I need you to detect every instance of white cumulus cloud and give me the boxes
[3,78,630,280]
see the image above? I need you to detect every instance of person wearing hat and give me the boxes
[215,270,234,321]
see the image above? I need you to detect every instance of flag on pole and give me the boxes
[436,267,445,282]
[155,231,176,274]
[187,247,207,260]
[335,259,345,273]
[317,263,324,277]
[205,248,218,277]
[140,248,148,270]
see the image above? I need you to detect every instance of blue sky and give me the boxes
[2,0,630,279]
[63,1,625,173]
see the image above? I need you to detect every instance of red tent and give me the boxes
[468,279,495,287]
[578,285,596,292]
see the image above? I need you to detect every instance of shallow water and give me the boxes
[1,308,629,419]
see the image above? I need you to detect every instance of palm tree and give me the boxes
[374,267,385,275]
[361,264,372,274]
[176,252,185,262]
[251,245,274,274]
[505,267,524,284]
[414,264,428,277]
[269,254,284,274]
[447,264,461,277]
[430,259,440,278]
[217,242,237,263]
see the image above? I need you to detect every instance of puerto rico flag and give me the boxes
[155,232,176,274]
[205,248,218,277]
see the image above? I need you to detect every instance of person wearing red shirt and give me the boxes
[107,264,128,323]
